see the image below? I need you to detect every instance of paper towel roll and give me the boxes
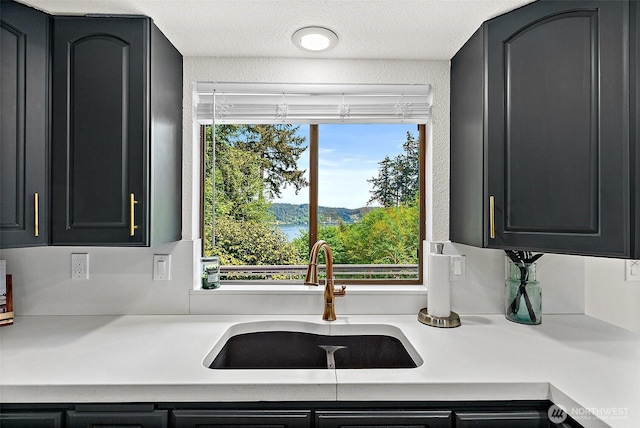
[426,246,451,318]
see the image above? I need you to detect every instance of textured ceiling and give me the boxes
[20,0,534,60]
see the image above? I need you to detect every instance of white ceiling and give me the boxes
[20,0,533,60]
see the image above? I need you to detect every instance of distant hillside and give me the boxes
[270,203,376,225]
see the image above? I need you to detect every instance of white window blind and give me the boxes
[195,83,432,124]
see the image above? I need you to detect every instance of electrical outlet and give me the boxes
[625,260,640,282]
[71,253,89,279]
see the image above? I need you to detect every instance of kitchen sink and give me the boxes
[203,321,422,370]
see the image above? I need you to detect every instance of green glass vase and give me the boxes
[505,261,541,325]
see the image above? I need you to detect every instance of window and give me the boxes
[197,84,431,285]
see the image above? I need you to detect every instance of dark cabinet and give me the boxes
[0,402,583,428]
[0,411,63,428]
[0,0,49,248]
[455,410,584,428]
[450,0,637,257]
[66,411,168,427]
[51,16,182,246]
[171,409,312,428]
[633,0,640,258]
[66,405,167,428]
[454,410,548,427]
[315,410,452,428]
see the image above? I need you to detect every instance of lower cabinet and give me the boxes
[0,412,63,428]
[66,405,167,428]
[0,402,585,427]
[455,410,548,427]
[171,410,312,428]
[315,410,453,428]
[455,410,583,428]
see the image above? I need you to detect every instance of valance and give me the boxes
[195,83,432,124]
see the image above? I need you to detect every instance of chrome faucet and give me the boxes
[304,240,346,321]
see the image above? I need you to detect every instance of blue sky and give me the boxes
[277,124,417,209]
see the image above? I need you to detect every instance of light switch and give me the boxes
[153,255,171,281]
[449,255,465,281]
[625,260,640,282]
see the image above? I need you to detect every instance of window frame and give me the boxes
[200,123,426,285]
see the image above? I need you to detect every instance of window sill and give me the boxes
[190,283,426,294]
[189,284,427,315]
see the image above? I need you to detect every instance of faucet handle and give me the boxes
[334,285,346,296]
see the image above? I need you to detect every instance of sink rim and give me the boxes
[202,320,423,369]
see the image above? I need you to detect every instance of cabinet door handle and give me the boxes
[489,195,495,239]
[34,193,39,237]
[129,193,139,236]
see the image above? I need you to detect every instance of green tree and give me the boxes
[203,124,307,265]
[367,156,397,207]
[233,124,308,199]
[211,216,302,266]
[344,204,418,264]
[396,131,420,205]
[368,131,419,207]
[214,144,270,222]
[292,222,348,264]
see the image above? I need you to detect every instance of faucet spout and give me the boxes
[303,240,346,321]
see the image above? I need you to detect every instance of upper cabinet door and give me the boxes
[486,0,629,256]
[0,1,49,248]
[51,17,149,245]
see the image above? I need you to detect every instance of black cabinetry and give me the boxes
[455,410,548,427]
[450,0,637,257]
[455,410,583,427]
[0,411,63,428]
[51,16,182,246]
[0,0,49,248]
[315,410,452,428]
[632,0,640,258]
[171,409,312,428]
[0,401,584,428]
[66,405,167,428]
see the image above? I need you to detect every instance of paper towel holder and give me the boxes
[418,308,461,328]
[418,241,461,328]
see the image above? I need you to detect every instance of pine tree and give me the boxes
[367,156,397,207]
[397,131,419,205]
[202,124,308,263]
[233,124,309,199]
[367,131,419,207]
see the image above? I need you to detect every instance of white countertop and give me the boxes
[0,314,638,428]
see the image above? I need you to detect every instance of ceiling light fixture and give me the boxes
[292,27,338,52]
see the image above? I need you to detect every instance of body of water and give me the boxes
[278,224,307,241]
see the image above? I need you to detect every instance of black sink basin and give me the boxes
[208,331,417,369]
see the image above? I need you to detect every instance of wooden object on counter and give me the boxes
[1,275,14,327]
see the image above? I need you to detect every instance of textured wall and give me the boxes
[585,258,640,333]
[182,57,451,242]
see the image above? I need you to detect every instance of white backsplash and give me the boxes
[0,241,196,315]
[0,239,585,317]
[447,243,585,315]
[585,256,640,333]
